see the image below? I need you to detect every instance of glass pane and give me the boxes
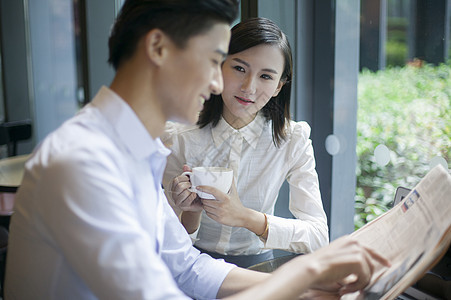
[0,44,6,158]
[0,51,4,123]
[27,0,80,142]
[356,0,451,229]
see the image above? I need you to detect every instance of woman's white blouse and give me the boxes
[162,113,329,255]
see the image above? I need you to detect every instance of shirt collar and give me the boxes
[91,86,170,160]
[211,113,266,149]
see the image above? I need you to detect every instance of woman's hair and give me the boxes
[198,17,293,147]
[108,0,239,70]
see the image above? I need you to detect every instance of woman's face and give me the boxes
[221,44,285,128]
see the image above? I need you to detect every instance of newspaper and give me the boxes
[342,164,451,300]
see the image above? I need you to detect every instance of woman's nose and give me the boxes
[240,76,256,94]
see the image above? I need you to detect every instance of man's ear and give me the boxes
[144,29,169,66]
[272,80,285,97]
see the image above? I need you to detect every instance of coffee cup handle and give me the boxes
[181,171,197,193]
[181,171,192,177]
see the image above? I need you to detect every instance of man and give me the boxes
[5,0,388,299]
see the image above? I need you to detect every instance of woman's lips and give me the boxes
[235,96,254,105]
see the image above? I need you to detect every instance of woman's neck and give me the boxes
[221,108,257,130]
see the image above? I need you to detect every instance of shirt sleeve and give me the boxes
[161,122,201,243]
[264,121,329,253]
[159,192,235,299]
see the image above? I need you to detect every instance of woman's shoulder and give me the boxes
[285,120,312,141]
[162,121,207,147]
[164,121,197,135]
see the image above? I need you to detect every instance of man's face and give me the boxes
[160,23,231,124]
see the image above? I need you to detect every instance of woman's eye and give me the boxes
[233,66,245,72]
[261,74,273,80]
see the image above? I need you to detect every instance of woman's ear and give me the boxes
[144,29,169,66]
[272,80,285,97]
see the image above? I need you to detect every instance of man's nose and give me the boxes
[210,68,224,95]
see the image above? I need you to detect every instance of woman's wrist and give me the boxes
[242,209,268,239]
[257,213,269,237]
[181,211,202,234]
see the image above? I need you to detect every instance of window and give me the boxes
[356,0,450,229]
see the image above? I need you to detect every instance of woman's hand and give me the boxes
[170,165,203,213]
[197,179,250,228]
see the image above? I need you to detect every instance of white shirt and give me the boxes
[5,86,234,300]
[162,114,329,256]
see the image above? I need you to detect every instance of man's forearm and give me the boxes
[217,267,271,299]
[218,255,317,300]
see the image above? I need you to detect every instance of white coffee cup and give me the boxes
[182,167,233,199]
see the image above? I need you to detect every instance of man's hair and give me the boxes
[198,17,293,147]
[108,0,239,70]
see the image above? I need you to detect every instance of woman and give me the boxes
[162,17,328,268]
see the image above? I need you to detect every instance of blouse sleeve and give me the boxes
[162,121,187,217]
[265,121,329,253]
[161,122,201,243]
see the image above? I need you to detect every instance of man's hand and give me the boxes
[302,236,391,295]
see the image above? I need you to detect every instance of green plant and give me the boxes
[386,17,408,67]
[386,40,407,67]
[355,62,451,230]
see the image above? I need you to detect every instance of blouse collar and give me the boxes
[211,113,267,149]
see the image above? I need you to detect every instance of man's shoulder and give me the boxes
[35,113,121,169]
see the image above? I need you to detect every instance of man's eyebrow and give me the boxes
[232,57,279,74]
